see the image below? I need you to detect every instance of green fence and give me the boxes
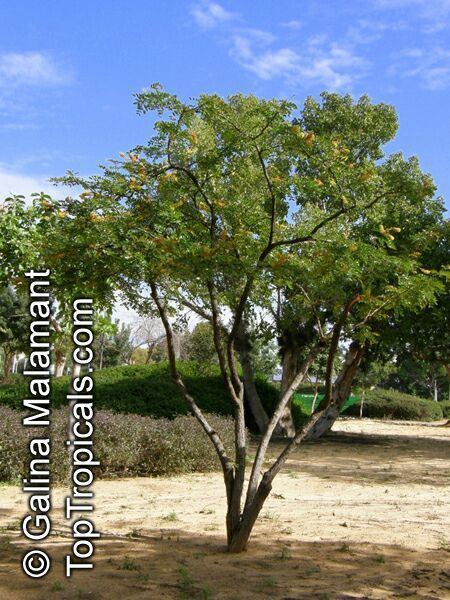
[293,393,360,415]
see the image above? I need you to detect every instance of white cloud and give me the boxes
[191,2,235,30]
[230,30,367,90]
[281,20,303,30]
[231,33,298,80]
[0,168,74,202]
[374,0,450,32]
[0,52,70,88]
[392,46,450,90]
[191,6,367,91]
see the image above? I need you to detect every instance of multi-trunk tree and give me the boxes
[40,87,444,552]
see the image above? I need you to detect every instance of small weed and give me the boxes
[264,575,277,587]
[256,575,277,592]
[0,536,11,549]
[273,493,285,500]
[161,511,179,522]
[204,523,218,531]
[119,555,139,571]
[438,538,450,552]
[177,565,194,598]
[375,554,386,563]
[200,584,213,599]
[338,543,350,553]
[261,511,278,521]
[5,519,21,531]
[199,508,215,515]
[127,528,142,538]
[279,546,292,560]
[281,527,293,535]
[51,581,64,592]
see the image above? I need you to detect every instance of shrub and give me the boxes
[439,401,450,419]
[0,362,279,429]
[0,405,236,484]
[346,388,443,421]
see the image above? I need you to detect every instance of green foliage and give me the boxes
[93,319,133,369]
[0,405,236,483]
[250,336,280,380]
[183,322,218,365]
[0,362,278,425]
[346,388,443,421]
[0,287,29,349]
[439,401,450,419]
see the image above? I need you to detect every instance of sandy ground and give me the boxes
[0,419,449,599]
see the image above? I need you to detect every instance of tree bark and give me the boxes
[54,351,66,377]
[1,350,13,384]
[277,348,297,437]
[235,324,269,433]
[311,375,320,414]
[306,341,366,441]
[228,477,272,552]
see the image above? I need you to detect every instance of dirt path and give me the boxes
[1,419,449,599]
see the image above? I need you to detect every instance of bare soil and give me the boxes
[1,419,449,599]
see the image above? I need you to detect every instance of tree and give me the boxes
[48,87,443,552]
[131,316,165,363]
[249,335,279,380]
[93,318,133,369]
[0,286,30,383]
[383,220,450,397]
[183,321,218,365]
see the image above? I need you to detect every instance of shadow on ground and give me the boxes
[0,528,449,599]
[266,428,450,487]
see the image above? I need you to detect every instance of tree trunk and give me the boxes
[306,342,366,441]
[1,351,13,384]
[54,350,66,377]
[310,375,320,414]
[228,479,272,552]
[360,388,365,418]
[305,404,340,440]
[237,346,269,433]
[235,325,269,433]
[277,348,297,437]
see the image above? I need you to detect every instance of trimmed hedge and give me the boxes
[2,363,442,425]
[0,405,236,483]
[346,388,443,421]
[0,362,279,427]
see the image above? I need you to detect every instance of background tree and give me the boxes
[183,321,218,365]
[131,316,165,364]
[0,286,30,383]
[92,318,133,369]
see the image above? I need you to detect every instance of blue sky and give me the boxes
[1,0,449,209]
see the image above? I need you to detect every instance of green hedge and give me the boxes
[439,401,450,419]
[0,362,279,428]
[346,388,443,421]
[3,364,442,425]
